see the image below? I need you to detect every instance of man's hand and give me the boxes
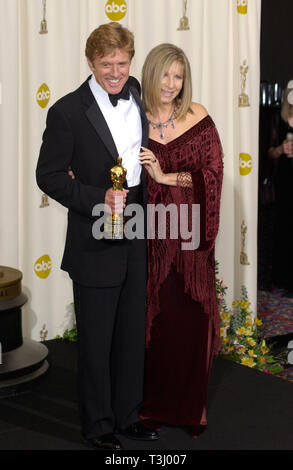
[67,169,129,214]
[105,188,129,214]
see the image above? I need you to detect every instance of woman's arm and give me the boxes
[139,148,193,187]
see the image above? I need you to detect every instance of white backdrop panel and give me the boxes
[0,0,261,340]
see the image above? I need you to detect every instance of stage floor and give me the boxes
[0,340,293,451]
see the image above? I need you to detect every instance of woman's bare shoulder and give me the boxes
[190,102,209,122]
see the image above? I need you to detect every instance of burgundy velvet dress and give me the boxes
[139,115,223,437]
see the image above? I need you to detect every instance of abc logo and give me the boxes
[34,254,52,279]
[105,0,127,21]
[239,153,252,176]
[36,83,50,108]
[237,0,248,14]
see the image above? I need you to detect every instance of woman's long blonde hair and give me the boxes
[142,43,193,121]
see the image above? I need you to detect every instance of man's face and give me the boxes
[88,48,131,95]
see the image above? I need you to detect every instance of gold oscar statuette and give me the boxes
[105,157,127,240]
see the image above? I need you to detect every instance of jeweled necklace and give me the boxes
[148,107,177,139]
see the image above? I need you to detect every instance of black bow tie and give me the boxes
[108,84,130,107]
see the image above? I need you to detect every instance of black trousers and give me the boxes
[73,238,147,439]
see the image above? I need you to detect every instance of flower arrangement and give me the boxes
[57,325,77,342]
[58,263,285,376]
[56,302,77,342]
[216,263,284,375]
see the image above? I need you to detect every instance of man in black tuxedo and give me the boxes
[36,22,158,450]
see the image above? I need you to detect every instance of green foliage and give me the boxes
[216,269,285,375]
[56,326,77,342]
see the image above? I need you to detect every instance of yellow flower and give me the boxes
[258,356,266,365]
[223,336,229,343]
[244,328,253,337]
[247,337,256,347]
[227,346,234,352]
[220,328,225,337]
[222,313,230,325]
[248,349,257,358]
[254,318,263,326]
[261,340,269,355]
[232,300,239,307]
[236,345,246,355]
[241,357,256,368]
[237,327,253,337]
[240,301,250,309]
[245,318,253,327]
[236,327,247,336]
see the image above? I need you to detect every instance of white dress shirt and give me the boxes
[88,75,142,187]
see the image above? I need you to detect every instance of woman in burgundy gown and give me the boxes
[138,44,223,438]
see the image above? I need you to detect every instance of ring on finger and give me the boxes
[152,158,157,163]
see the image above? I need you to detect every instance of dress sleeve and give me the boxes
[177,172,193,187]
[192,125,223,244]
[172,124,223,247]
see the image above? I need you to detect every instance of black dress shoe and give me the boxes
[121,421,160,441]
[83,433,122,450]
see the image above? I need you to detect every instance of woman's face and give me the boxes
[160,60,184,105]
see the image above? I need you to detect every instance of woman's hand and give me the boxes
[139,147,164,184]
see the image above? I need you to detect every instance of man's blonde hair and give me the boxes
[85,22,134,62]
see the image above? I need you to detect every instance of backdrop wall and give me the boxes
[0,0,261,341]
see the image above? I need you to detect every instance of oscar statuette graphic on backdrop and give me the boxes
[39,0,48,34]
[239,60,250,107]
[177,0,190,30]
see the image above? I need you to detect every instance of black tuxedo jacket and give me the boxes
[36,76,149,287]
